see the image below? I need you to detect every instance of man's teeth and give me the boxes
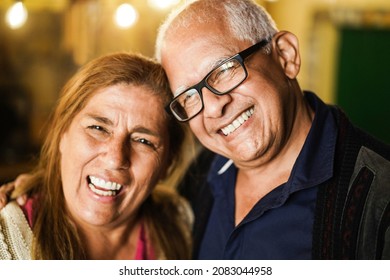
[88,176,122,197]
[221,108,254,136]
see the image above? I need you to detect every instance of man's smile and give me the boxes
[220,107,254,136]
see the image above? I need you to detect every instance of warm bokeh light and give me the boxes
[114,3,138,29]
[147,0,180,10]
[5,1,28,29]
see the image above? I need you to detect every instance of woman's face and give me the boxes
[59,84,170,229]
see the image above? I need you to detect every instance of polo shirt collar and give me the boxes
[208,91,338,197]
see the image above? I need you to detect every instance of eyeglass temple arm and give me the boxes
[239,37,271,59]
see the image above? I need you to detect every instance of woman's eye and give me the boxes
[134,138,155,149]
[88,125,107,132]
[86,125,110,139]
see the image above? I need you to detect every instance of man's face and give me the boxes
[161,24,296,169]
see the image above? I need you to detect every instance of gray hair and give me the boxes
[155,0,278,62]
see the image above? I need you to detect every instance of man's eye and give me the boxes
[182,90,200,108]
[210,61,238,83]
[184,90,196,100]
[216,62,236,77]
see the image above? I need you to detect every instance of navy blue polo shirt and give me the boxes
[198,92,338,259]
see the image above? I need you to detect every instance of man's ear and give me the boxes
[272,31,301,79]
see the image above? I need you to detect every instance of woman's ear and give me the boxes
[272,31,301,79]
[59,133,66,155]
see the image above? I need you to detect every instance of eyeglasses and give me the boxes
[166,38,271,122]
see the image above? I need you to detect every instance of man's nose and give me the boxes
[201,87,232,119]
[103,137,130,170]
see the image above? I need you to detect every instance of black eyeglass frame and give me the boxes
[166,37,271,122]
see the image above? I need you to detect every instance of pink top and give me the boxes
[21,197,34,228]
[21,198,155,260]
[134,221,155,260]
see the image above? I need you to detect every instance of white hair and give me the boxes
[155,0,278,62]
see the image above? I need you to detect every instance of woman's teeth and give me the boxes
[88,176,122,197]
[221,108,254,136]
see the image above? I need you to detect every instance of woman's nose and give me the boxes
[201,88,232,119]
[103,138,130,170]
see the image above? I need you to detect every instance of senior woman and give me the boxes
[0,52,192,259]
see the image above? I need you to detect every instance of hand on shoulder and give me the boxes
[0,174,30,210]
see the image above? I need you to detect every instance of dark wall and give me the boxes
[336,27,390,144]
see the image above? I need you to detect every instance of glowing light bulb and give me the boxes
[114,3,138,29]
[5,1,28,29]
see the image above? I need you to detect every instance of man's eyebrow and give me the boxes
[85,114,114,126]
[174,85,189,96]
[210,57,230,69]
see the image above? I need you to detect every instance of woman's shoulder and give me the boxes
[146,188,193,259]
[151,187,194,226]
[0,201,33,259]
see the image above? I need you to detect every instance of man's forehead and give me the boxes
[163,37,240,95]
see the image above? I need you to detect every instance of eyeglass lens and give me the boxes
[171,58,246,121]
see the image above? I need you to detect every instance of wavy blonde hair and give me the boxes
[13,52,192,259]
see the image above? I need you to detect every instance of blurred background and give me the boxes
[0,0,389,184]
